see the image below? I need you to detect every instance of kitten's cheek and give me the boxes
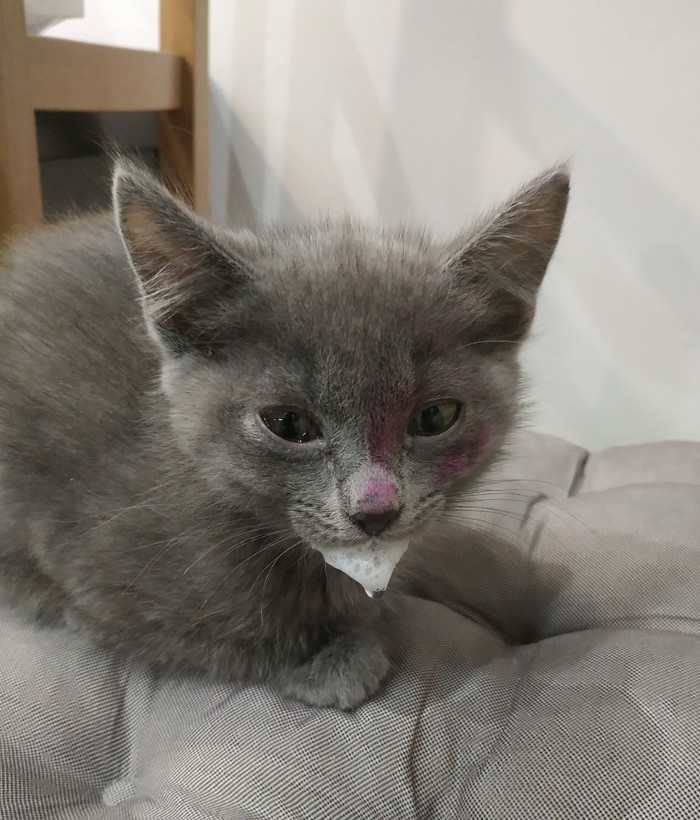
[430,422,493,485]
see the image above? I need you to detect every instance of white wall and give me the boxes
[43,0,158,50]
[209,0,700,450]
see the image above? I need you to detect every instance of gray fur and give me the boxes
[0,163,568,709]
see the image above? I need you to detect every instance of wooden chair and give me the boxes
[0,0,208,238]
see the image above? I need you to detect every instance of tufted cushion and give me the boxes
[1,432,699,819]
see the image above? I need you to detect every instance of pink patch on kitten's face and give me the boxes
[431,421,493,485]
[355,478,399,514]
[366,396,411,467]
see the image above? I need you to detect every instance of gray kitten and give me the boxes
[0,163,568,709]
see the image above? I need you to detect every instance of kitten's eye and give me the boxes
[408,400,461,437]
[259,408,321,444]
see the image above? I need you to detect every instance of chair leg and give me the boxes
[0,0,43,238]
[159,0,209,216]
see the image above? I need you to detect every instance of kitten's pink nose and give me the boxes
[351,508,400,536]
[352,479,400,536]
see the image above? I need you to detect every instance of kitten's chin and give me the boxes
[315,538,410,598]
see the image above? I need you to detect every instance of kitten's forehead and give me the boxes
[234,222,455,356]
[229,221,446,308]
[223,223,471,410]
[235,219,438,268]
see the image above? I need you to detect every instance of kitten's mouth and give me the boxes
[315,538,410,598]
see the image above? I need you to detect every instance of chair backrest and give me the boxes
[0,0,208,239]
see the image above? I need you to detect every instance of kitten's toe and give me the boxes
[276,634,390,711]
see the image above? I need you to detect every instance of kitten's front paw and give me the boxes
[275,634,390,711]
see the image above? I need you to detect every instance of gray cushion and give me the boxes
[2,432,699,819]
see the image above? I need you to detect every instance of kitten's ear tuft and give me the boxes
[113,161,251,357]
[445,165,570,345]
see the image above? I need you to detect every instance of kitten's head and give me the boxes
[114,163,568,594]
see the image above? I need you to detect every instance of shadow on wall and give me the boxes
[279,1,416,222]
[210,0,299,226]
[212,0,415,225]
[210,92,263,227]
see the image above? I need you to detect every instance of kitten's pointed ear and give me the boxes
[113,162,251,357]
[445,166,570,345]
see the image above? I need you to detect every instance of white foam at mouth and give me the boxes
[316,538,409,597]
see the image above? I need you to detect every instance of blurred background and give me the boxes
[32,0,700,450]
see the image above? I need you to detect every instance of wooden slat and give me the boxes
[159,0,209,215]
[28,37,183,112]
[0,0,43,236]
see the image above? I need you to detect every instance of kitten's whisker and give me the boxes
[438,512,579,554]
[122,535,190,593]
[181,521,280,574]
[437,512,540,542]
[475,477,568,490]
[189,527,297,618]
[120,520,258,594]
[451,338,520,352]
[182,532,240,575]
[453,492,597,534]
[450,504,541,527]
[257,541,303,630]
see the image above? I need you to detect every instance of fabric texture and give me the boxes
[1,431,699,819]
